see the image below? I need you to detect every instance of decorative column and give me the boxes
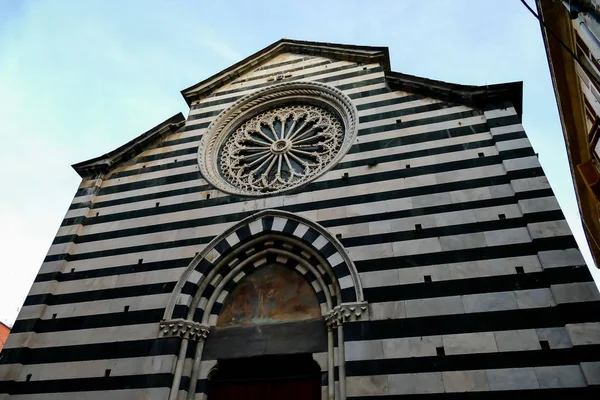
[324,302,369,400]
[158,319,210,400]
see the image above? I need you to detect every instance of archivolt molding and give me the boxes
[164,209,364,322]
[200,246,334,326]
[162,209,362,400]
[186,233,339,324]
[198,81,358,196]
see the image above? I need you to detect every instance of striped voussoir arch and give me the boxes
[200,239,334,324]
[164,209,364,324]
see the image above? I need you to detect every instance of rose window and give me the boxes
[218,105,343,194]
[198,81,358,197]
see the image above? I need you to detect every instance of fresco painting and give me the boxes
[217,264,321,327]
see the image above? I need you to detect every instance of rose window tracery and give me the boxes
[218,105,343,194]
[198,81,358,197]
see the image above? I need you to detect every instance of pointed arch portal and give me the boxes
[159,210,368,400]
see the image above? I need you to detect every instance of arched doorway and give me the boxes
[160,210,369,400]
[208,354,321,400]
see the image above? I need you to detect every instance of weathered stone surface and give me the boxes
[443,332,498,355]
[535,365,586,388]
[494,329,540,352]
[442,370,490,392]
[346,375,388,396]
[486,367,539,390]
[405,296,464,318]
[388,372,444,395]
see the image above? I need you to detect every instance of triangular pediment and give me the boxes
[73,39,524,178]
[181,38,522,115]
[181,39,390,105]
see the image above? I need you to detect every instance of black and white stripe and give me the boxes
[2,49,600,399]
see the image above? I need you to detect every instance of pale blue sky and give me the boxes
[0,0,597,326]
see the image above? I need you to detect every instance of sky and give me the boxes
[0,0,598,327]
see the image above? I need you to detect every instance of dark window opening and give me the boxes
[335,233,342,240]
[415,224,422,231]
[498,214,506,220]
[105,369,111,377]
[138,259,143,264]
[124,305,130,312]
[424,275,432,283]
[206,194,211,200]
[515,266,525,274]
[406,164,410,169]
[436,346,445,356]
[540,340,550,350]
[26,374,32,382]
[478,152,484,158]
[155,202,160,207]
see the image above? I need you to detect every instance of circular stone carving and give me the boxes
[219,105,343,194]
[198,81,358,196]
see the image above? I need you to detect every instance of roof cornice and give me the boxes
[72,40,526,180]
[385,71,524,116]
[72,113,186,178]
[180,38,390,106]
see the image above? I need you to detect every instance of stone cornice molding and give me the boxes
[181,39,389,105]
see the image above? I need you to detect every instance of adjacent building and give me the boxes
[0,323,9,354]
[536,0,600,267]
[1,39,600,399]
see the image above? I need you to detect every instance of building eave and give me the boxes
[385,71,523,116]
[71,113,186,178]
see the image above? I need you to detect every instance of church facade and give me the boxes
[1,39,600,399]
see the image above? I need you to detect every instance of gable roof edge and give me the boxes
[72,112,186,178]
[385,71,524,116]
[180,39,390,106]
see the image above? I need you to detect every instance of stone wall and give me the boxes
[1,50,599,398]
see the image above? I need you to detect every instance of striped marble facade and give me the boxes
[1,40,600,399]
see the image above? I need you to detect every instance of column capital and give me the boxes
[325,302,369,330]
[158,319,210,342]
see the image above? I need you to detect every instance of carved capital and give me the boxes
[158,319,210,342]
[325,302,369,330]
